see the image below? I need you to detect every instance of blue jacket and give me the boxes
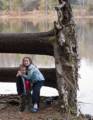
[23,64,45,83]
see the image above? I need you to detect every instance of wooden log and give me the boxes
[0,67,57,88]
[0,30,54,55]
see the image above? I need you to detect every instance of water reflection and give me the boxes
[77,19,93,62]
[77,19,93,115]
[0,54,55,68]
[0,18,54,33]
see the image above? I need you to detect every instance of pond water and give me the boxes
[0,18,93,115]
[77,19,93,115]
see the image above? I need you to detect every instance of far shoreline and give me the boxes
[0,10,93,20]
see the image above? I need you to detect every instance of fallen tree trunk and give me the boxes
[0,30,54,55]
[0,67,57,88]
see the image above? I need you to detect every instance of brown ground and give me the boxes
[0,95,90,120]
[0,95,62,120]
[0,103,90,120]
[0,103,63,120]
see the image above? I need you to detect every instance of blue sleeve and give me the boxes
[22,68,34,80]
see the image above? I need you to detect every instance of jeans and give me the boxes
[32,81,44,106]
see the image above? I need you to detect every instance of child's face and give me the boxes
[23,58,30,67]
[20,67,26,74]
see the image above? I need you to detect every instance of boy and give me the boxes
[16,65,31,111]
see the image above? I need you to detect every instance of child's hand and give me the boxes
[16,71,22,77]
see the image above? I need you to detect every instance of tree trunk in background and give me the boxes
[54,0,78,113]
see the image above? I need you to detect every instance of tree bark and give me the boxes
[0,67,57,88]
[0,30,54,55]
[54,0,78,113]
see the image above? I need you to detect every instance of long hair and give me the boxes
[22,57,32,65]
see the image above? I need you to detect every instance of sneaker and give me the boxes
[31,108,39,113]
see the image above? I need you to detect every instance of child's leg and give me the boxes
[16,76,24,95]
[25,93,32,111]
[32,81,44,109]
[19,95,26,112]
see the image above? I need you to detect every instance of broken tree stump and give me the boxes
[53,0,78,113]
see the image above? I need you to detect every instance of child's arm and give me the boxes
[16,70,26,77]
[22,68,33,80]
[16,70,22,77]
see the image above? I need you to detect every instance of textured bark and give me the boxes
[54,0,78,113]
[0,31,54,55]
[0,67,57,88]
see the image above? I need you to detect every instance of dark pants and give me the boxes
[16,77,32,111]
[16,76,24,95]
[32,81,44,106]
